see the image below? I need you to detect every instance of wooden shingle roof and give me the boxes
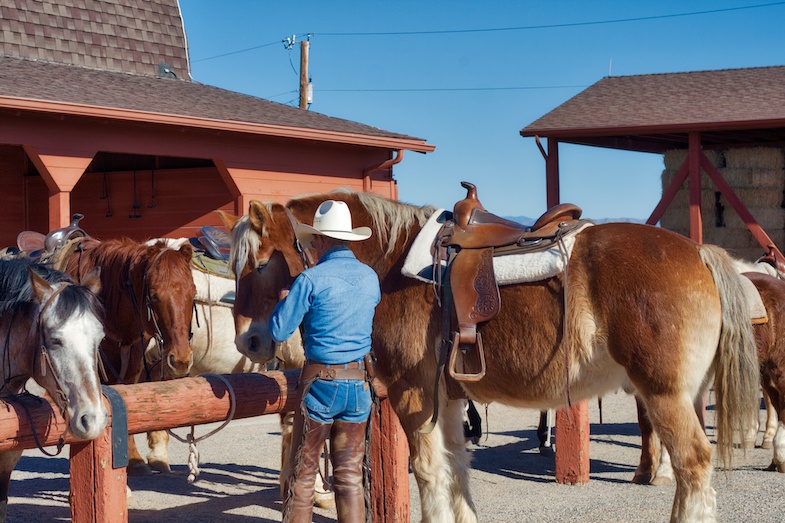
[520,66,785,153]
[0,0,189,79]
[0,56,431,150]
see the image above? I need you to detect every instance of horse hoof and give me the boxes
[631,473,652,485]
[651,476,673,486]
[147,459,172,474]
[127,460,154,476]
[314,490,336,510]
[777,462,785,474]
[761,439,774,450]
[538,445,554,457]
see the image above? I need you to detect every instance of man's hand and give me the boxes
[279,288,290,301]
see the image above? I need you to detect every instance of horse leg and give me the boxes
[764,384,785,472]
[633,395,661,484]
[398,386,477,523]
[127,435,153,475]
[0,450,22,523]
[646,394,715,523]
[146,430,172,473]
[761,388,777,450]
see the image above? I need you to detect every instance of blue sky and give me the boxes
[179,1,785,220]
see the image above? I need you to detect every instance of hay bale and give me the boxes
[724,147,785,170]
[663,149,723,171]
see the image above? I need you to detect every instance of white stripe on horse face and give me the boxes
[41,293,107,440]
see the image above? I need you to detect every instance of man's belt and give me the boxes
[300,361,366,381]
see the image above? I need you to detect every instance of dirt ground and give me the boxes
[5,390,785,522]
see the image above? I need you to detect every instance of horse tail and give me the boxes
[699,244,759,471]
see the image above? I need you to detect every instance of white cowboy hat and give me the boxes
[295,200,372,242]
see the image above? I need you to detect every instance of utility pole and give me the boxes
[299,38,311,109]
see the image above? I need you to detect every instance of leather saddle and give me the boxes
[435,182,586,384]
[12,214,89,270]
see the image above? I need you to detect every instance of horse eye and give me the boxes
[256,264,266,274]
[49,338,62,349]
[150,293,160,302]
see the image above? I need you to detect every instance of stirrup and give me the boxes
[447,332,486,382]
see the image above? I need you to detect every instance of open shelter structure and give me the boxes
[520,64,785,484]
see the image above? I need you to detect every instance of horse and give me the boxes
[634,263,785,486]
[225,187,759,523]
[61,237,196,474]
[0,258,107,522]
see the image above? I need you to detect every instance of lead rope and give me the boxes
[167,373,236,483]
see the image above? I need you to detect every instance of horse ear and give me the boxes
[81,267,102,295]
[217,209,239,231]
[177,241,193,261]
[28,267,53,302]
[248,200,271,233]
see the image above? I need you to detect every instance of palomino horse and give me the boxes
[226,188,759,523]
[0,259,107,522]
[62,237,196,473]
[219,217,334,508]
[635,265,785,486]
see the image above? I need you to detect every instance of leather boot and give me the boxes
[331,420,368,523]
[283,415,332,523]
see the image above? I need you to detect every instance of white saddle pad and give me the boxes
[401,210,593,285]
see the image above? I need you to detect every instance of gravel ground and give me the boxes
[5,390,785,522]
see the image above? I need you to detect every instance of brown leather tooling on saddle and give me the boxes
[434,181,587,384]
[420,182,590,434]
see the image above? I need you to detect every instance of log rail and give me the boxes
[2,370,412,522]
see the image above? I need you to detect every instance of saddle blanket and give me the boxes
[401,209,593,285]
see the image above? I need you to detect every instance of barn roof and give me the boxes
[520,65,785,153]
[0,0,433,152]
[0,0,189,79]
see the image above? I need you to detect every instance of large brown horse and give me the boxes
[635,266,785,486]
[63,237,196,473]
[227,188,758,523]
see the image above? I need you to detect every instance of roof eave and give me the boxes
[520,118,785,139]
[0,96,435,153]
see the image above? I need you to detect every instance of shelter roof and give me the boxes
[0,56,433,152]
[0,0,189,79]
[520,66,785,153]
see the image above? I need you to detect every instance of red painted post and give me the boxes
[554,402,590,484]
[688,132,703,244]
[371,399,409,522]
[70,426,127,523]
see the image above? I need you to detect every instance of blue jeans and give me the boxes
[304,379,372,424]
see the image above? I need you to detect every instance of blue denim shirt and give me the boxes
[269,246,381,365]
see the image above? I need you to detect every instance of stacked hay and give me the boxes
[659,147,785,261]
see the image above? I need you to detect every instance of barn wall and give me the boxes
[660,147,785,261]
[0,145,35,246]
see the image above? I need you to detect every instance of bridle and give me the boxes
[233,207,314,292]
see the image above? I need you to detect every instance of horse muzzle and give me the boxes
[69,403,109,440]
[235,329,276,364]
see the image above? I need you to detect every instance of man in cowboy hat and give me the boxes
[269,199,381,523]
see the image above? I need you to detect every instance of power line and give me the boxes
[319,2,785,36]
[319,85,586,93]
[191,40,281,63]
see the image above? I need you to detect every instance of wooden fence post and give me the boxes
[371,399,409,523]
[69,427,127,523]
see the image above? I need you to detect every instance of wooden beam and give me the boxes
[688,132,703,244]
[699,153,785,262]
[647,160,689,225]
[555,402,590,484]
[546,138,560,208]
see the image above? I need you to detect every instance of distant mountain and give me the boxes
[504,216,646,227]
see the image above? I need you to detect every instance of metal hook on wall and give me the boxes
[148,165,157,208]
[129,163,142,218]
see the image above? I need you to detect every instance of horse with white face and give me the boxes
[0,258,107,522]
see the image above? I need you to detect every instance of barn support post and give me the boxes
[688,132,703,244]
[535,135,590,485]
[21,144,94,229]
